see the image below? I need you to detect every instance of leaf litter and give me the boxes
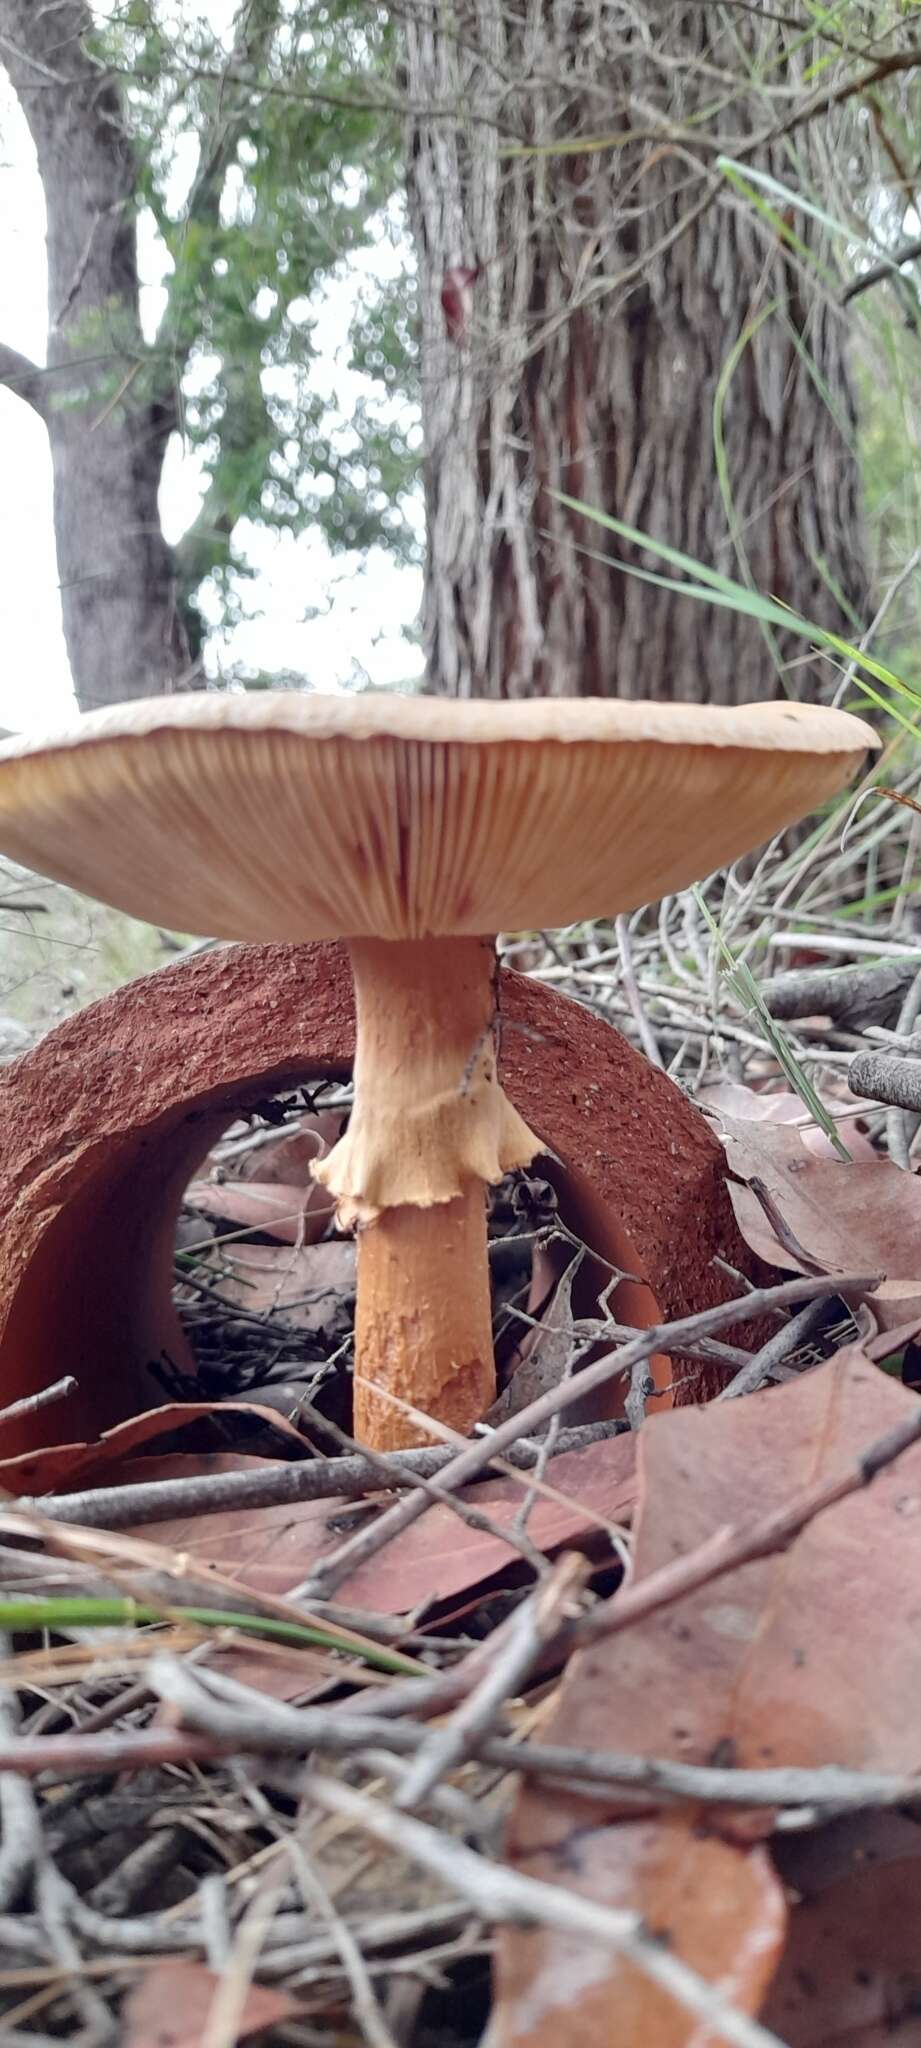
[5,799,921,2043]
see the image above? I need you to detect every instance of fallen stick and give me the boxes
[849,1048,921,1113]
[20,1419,625,1529]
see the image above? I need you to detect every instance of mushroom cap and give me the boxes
[0,692,875,942]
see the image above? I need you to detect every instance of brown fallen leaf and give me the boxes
[497,1350,921,2048]
[488,1254,581,1421]
[864,1313,921,1361]
[183,1110,345,1247]
[236,1110,344,1186]
[94,1450,274,1487]
[209,1638,342,1702]
[701,1080,876,1161]
[130,1433,638,1613]
[710,1110,914,1327]
[183,1176,333,1245]
[189,1236,355,1331]
[763,1810,921,2044]
[0,1399,307,1495]
[121,1957,297,2046]
[43,1445,358,1695]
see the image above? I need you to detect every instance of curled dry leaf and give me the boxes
[489,1249,581,1421]
[183,1176,334,1245]
[701,1081,876,1162]
[497,1350,921,2047]
[0,1399,307,1496]
[710,1110,918,1328]
[236,1110,345,1186]
[185,1110,345,1244]
[183,1114,345,1236]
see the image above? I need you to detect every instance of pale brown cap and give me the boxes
[0,692,875,940]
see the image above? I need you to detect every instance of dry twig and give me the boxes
[23,1418,625,1529]
[300,1272,879,1602]
[394,1554,587,1812]
[304,1773,784,2048]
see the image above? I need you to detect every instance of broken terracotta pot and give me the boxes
[0,941,764,1453]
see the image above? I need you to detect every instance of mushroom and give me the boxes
[0,692,874,1449]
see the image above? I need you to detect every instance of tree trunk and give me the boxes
[0,1,190,711]
[405,1,867,703]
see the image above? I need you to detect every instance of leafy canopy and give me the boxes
[93,0,419,653]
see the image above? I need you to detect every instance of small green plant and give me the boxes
[553,491,921,737]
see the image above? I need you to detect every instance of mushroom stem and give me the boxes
[315,934,541,1451]
[353,1189,495,1450]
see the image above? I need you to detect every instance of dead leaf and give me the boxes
[92,1451,274,1486]
[0,1400,306,1495]
[497,1351,921,2047]
[864,1315,921,1361]
[763,1811,921,2044]
[121,1957,297,2046]
[184,1177,333,1245]
[488,1255,581,1421]
[130,1433,638,1613]
[503,1825,782,2047]
[701,1081,876,1161]
[236,1110,344,1186]
[189,1237,355,1332]
[711,1110,916,1326]
[209,1639,342,1702]
[184,1111,345,1247]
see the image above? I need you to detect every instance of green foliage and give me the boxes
[80,0,921,693]
[553,489,921,734]
[853,309,921,695]
[92,0,419,653]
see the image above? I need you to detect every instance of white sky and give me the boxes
[0,69,424,735]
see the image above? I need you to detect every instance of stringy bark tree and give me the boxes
[405,1,871,703]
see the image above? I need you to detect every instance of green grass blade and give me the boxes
[717,157,861,251]
[555,490,808,602]
[693,888,852,1161]
[718,160,824,276]
[0,1597,422,1675]
[552,489,921,718]
[712,302,786,687]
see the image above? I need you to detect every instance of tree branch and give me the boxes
[150,6,283,423]
[842,233,921,305]
[0,0,100,92]
[745,47,921,157]
[0,344,49,421]
[183,1,282,235]
[296,1273,880,1603]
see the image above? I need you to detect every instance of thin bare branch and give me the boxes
[22,1419,625,1529]
[297,1273,879,1603]
[304,1774,785,2048]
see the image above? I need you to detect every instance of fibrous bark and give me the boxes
[405,0,867,703]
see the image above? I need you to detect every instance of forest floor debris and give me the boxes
[0,780,920,2042]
